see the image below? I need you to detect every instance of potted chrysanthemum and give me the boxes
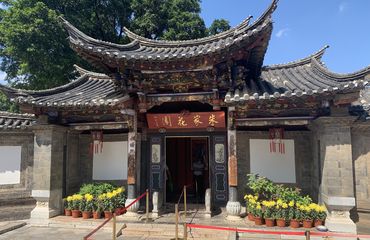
[288,202,302,228]
[262,200,276,227]
[300,204,316,228]
[71,194,83,218]
[312,204,327,227]
[99,192,116,219]
[275,200,289,227]
[244,194,258,221]
[252,202,264,225]
[80,193,94,219]
[64,196,72,216]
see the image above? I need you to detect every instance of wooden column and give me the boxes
[125,111,139,213]
[226,107,241,219]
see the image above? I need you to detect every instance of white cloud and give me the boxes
[338,2,348,13]
[275,28,290,38]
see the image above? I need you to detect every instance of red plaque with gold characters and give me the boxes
[146,111,225,129]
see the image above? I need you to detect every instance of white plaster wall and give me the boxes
[250,139,296,183]
[0,146,22,185]
[93,141,128,180]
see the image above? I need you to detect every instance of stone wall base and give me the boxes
[325,215,357,236]
[30,204,60,225]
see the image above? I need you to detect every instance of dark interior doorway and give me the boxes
[165,137,209,203]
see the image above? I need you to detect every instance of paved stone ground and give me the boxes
[0,203,368,240]
[0,225,167,240]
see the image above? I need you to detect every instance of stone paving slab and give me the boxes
[0,221,26,235]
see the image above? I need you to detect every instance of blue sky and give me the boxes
[1,0,370,85]
[201,0,370,73]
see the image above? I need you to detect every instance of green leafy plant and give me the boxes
[251,202,263,218]
[79,194,94,212]
[69,194,83,210]
[288,205,302,221]
[262,200,276,219]
[244,194,258,214]
[309,203,327,220]
[63,198,71,210]
[246,174,279,200]
[274,200,289,220]
[79,183,116,197]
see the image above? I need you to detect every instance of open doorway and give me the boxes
[165,137,209,203]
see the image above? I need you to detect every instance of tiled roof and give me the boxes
[0,67,129,108]
[359,88,370,111]
[225,46,370,103]
[60,0,277,69]
[0,111,34,130]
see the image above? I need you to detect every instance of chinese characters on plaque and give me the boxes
[146,111,225,129]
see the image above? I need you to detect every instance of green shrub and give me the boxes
[79,183,116,197]
[246,174,312,204]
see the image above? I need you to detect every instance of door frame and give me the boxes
[164,135,210,203]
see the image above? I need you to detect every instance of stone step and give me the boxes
[0,197,35,207]
[47,217,230,239]
[0,198,35,221]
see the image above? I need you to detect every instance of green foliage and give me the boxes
[246,174,313,204]
[0,0,80,90]
[162,0,206,40]
[78,183,116,197]
[208,19,230,35]
[0,92,18,112]
[130,0,168,39]
[246,174,278,199]
[0,0,226,90]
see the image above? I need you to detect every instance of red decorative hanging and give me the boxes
[269,128,285,154]
[90,131,104,155]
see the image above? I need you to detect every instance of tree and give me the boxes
[0,0,232,95]
[208,19,230,36]
[0,0,80,90]
[0,92,17,112]
[130,0,169,39]
[162,0,206,40]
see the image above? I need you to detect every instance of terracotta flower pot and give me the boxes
[64,209,72,216]
[290,219,300,228]
[71,210,81,218]
[265,218,275,227]
[276,218,286,227]
[115,208,122,216]
[254,216,264,226]
[303,219,313,228]
[104,211,113,219]
[93,211,101,219]
[82,211,91,219]
[247,213,254,221]
[314,219,324,227]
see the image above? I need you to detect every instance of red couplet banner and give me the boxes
[146,111,225,129]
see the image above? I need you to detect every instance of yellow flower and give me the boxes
[288,201,294,207]
[277,199,283,205]
[67,196,73,202]
[107,192,114,199]
[282,203,288,209]
[256,205,261,210]
[84,193,93,202]
[98,193,106,200]
[116,187,123,194]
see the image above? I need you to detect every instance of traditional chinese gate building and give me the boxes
[1,0,370,233]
